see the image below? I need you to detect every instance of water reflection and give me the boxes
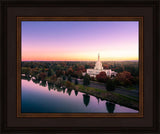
[21,75,31,81]
[96,96,100,104]
[74,90,78,96]
[83,94,90,107]
[67,89,72,96]
[106,102,115,113]
[62,87,66,93]
[40,81,47,87]
[48,82,54,91]
[57,87,64,93]
[32,78,40,84]
[21,77,138,113]
[22,77,106,109]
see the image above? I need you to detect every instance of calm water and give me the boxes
[21,79,138,113]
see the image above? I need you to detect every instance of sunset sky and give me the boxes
[22,21,139,61]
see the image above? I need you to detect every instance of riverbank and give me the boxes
[67,82,139,110]
[71,77,139,101]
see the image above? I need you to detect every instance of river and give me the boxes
[21,79,138,113]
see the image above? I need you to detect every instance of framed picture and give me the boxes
[1,0,159,133]
[17,17,143,118]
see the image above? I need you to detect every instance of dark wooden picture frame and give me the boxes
[0,0,159,133]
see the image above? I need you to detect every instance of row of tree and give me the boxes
[96,71,139,87]
[22,61,139,77]
[21,61,139,91]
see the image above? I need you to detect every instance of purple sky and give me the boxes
[22,21,139,61]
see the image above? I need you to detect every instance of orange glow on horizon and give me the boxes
[22,50,138,61]
[22,56,138,61]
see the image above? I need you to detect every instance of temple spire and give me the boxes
[94,53,103,70]
[98,53,100,61]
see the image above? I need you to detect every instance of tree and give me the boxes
[131,76,139,85]
[75,70,83,79]
[63,75,66,80]
[68,75,72,82]
[72,71,78,78]
[31,68,39,77]
[38,72,46,81]
[83,74,90,86]
[65,81,72,89]
[67,67,73,76]
[48,68,52,77]
[50,74,57,83]
[103,64,109,69]
[42,68,45,72]
[30,62,35,68]
[56,70,63,77]
[115,71,134,86]
[106,78,115,91]
[21,67,31,76]
[55,77,63,87]
[96,71,108,83]
[75,79,78,85]
[90,76,95,81]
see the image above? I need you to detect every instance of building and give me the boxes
[85,54,117,77]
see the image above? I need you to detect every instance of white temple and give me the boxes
[86,54,117,78]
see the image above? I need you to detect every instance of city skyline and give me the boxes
[22,21,139,61]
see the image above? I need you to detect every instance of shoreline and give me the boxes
[72,84,139,110]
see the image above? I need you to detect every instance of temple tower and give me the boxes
[94,53,103,70]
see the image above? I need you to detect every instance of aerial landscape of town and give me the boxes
[21,21,139,113]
